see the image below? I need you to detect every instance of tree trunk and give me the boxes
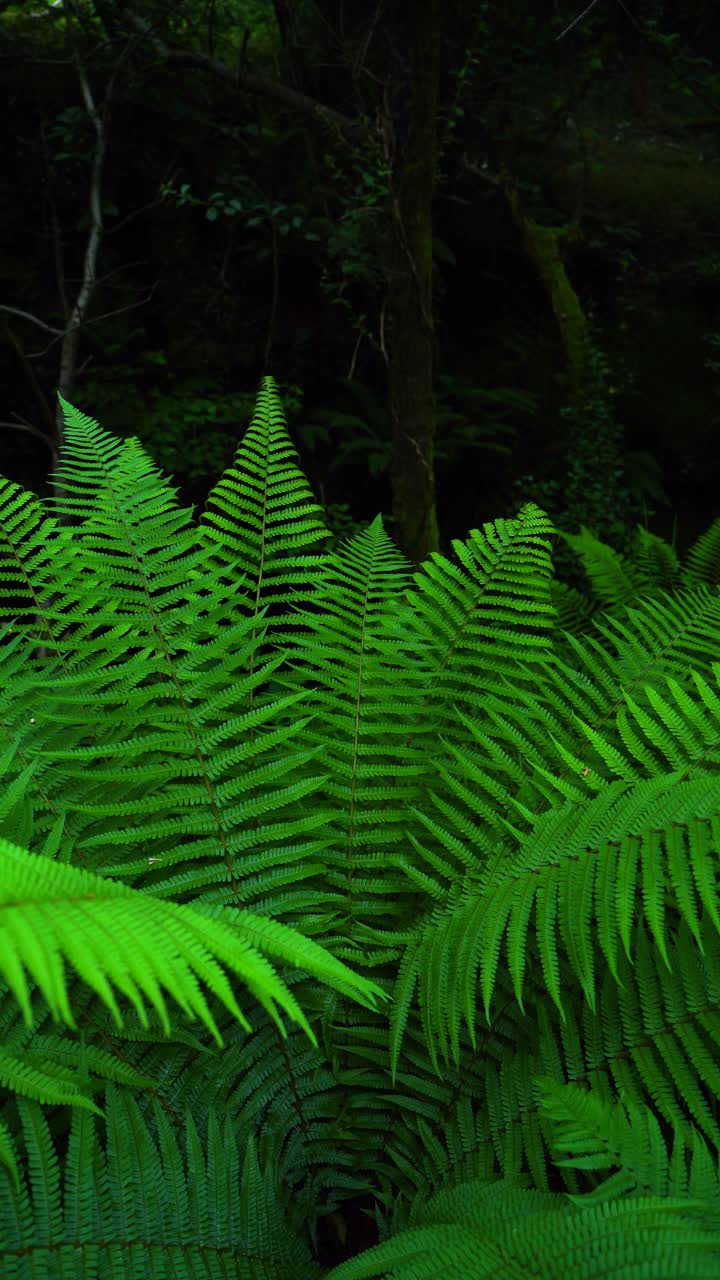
[119,2,446,565]
[383,0,441,568]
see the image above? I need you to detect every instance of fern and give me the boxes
[559,517,720,616]
[0,377,719,1277]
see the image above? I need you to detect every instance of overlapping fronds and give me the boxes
[0,377,718,1278]
[561,517,720,610]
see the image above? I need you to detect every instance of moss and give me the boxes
[551,136,720,240]
[523,218,587,392]
[503,177,587,393]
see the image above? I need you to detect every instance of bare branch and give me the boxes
[85,259,150,288]
[107,166,181,235]
[123,7,367,147]
[0,306,63,336]
[71,283,159,330]
[27,283,159,358]
[0,313,55,431]
[52,3,107,461]
[555,0,603,42]
[0,420,56,454]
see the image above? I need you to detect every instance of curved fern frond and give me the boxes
[322,1173,719,1279]
[396,774,720,1072]
[0,837,385,1048]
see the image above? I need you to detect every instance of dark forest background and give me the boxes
[2,0,720,578]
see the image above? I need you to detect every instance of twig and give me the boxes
[27,284,158,358]
[0,307,63,335]
[0,420,56,454]
[555,0,602,42]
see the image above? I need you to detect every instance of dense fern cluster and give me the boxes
[1,377,720,1277]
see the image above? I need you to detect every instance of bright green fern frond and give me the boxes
[5,398,236,680]
[563,662,720,784]
[0,474,108,657]
[0,477,340,905]
[594,588,720,690]
[451,590,720,831]
[199,373,331,626]
[0,1037,106,1117]
[55,401,214,627]
[0,837,384,1048]
[14,611,335,900]
[52,394,133,521]
[0,479,54,631]
[257,515,436,962]
[0,393,375,946]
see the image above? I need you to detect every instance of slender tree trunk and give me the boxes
[383,0,441,568]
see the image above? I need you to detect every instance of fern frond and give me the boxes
[389,504,557,743]
[396,773,720,1072]
[427,590,720,846]
[560,525,639,608]
[51,395,133,516]
[594,588,720,689]
[0,474,111,660]
[250,517,433,942]
[549,577,596,636]
[322,1173,719,1279]
[534,1073,720,1218]
[5,381,720,1276]
[684,516,720,588]
[0,1087,321,1279]
[632,525,683,594]
[560,522,684,611]
[0,837,384,1046]
[199,374,331,629]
